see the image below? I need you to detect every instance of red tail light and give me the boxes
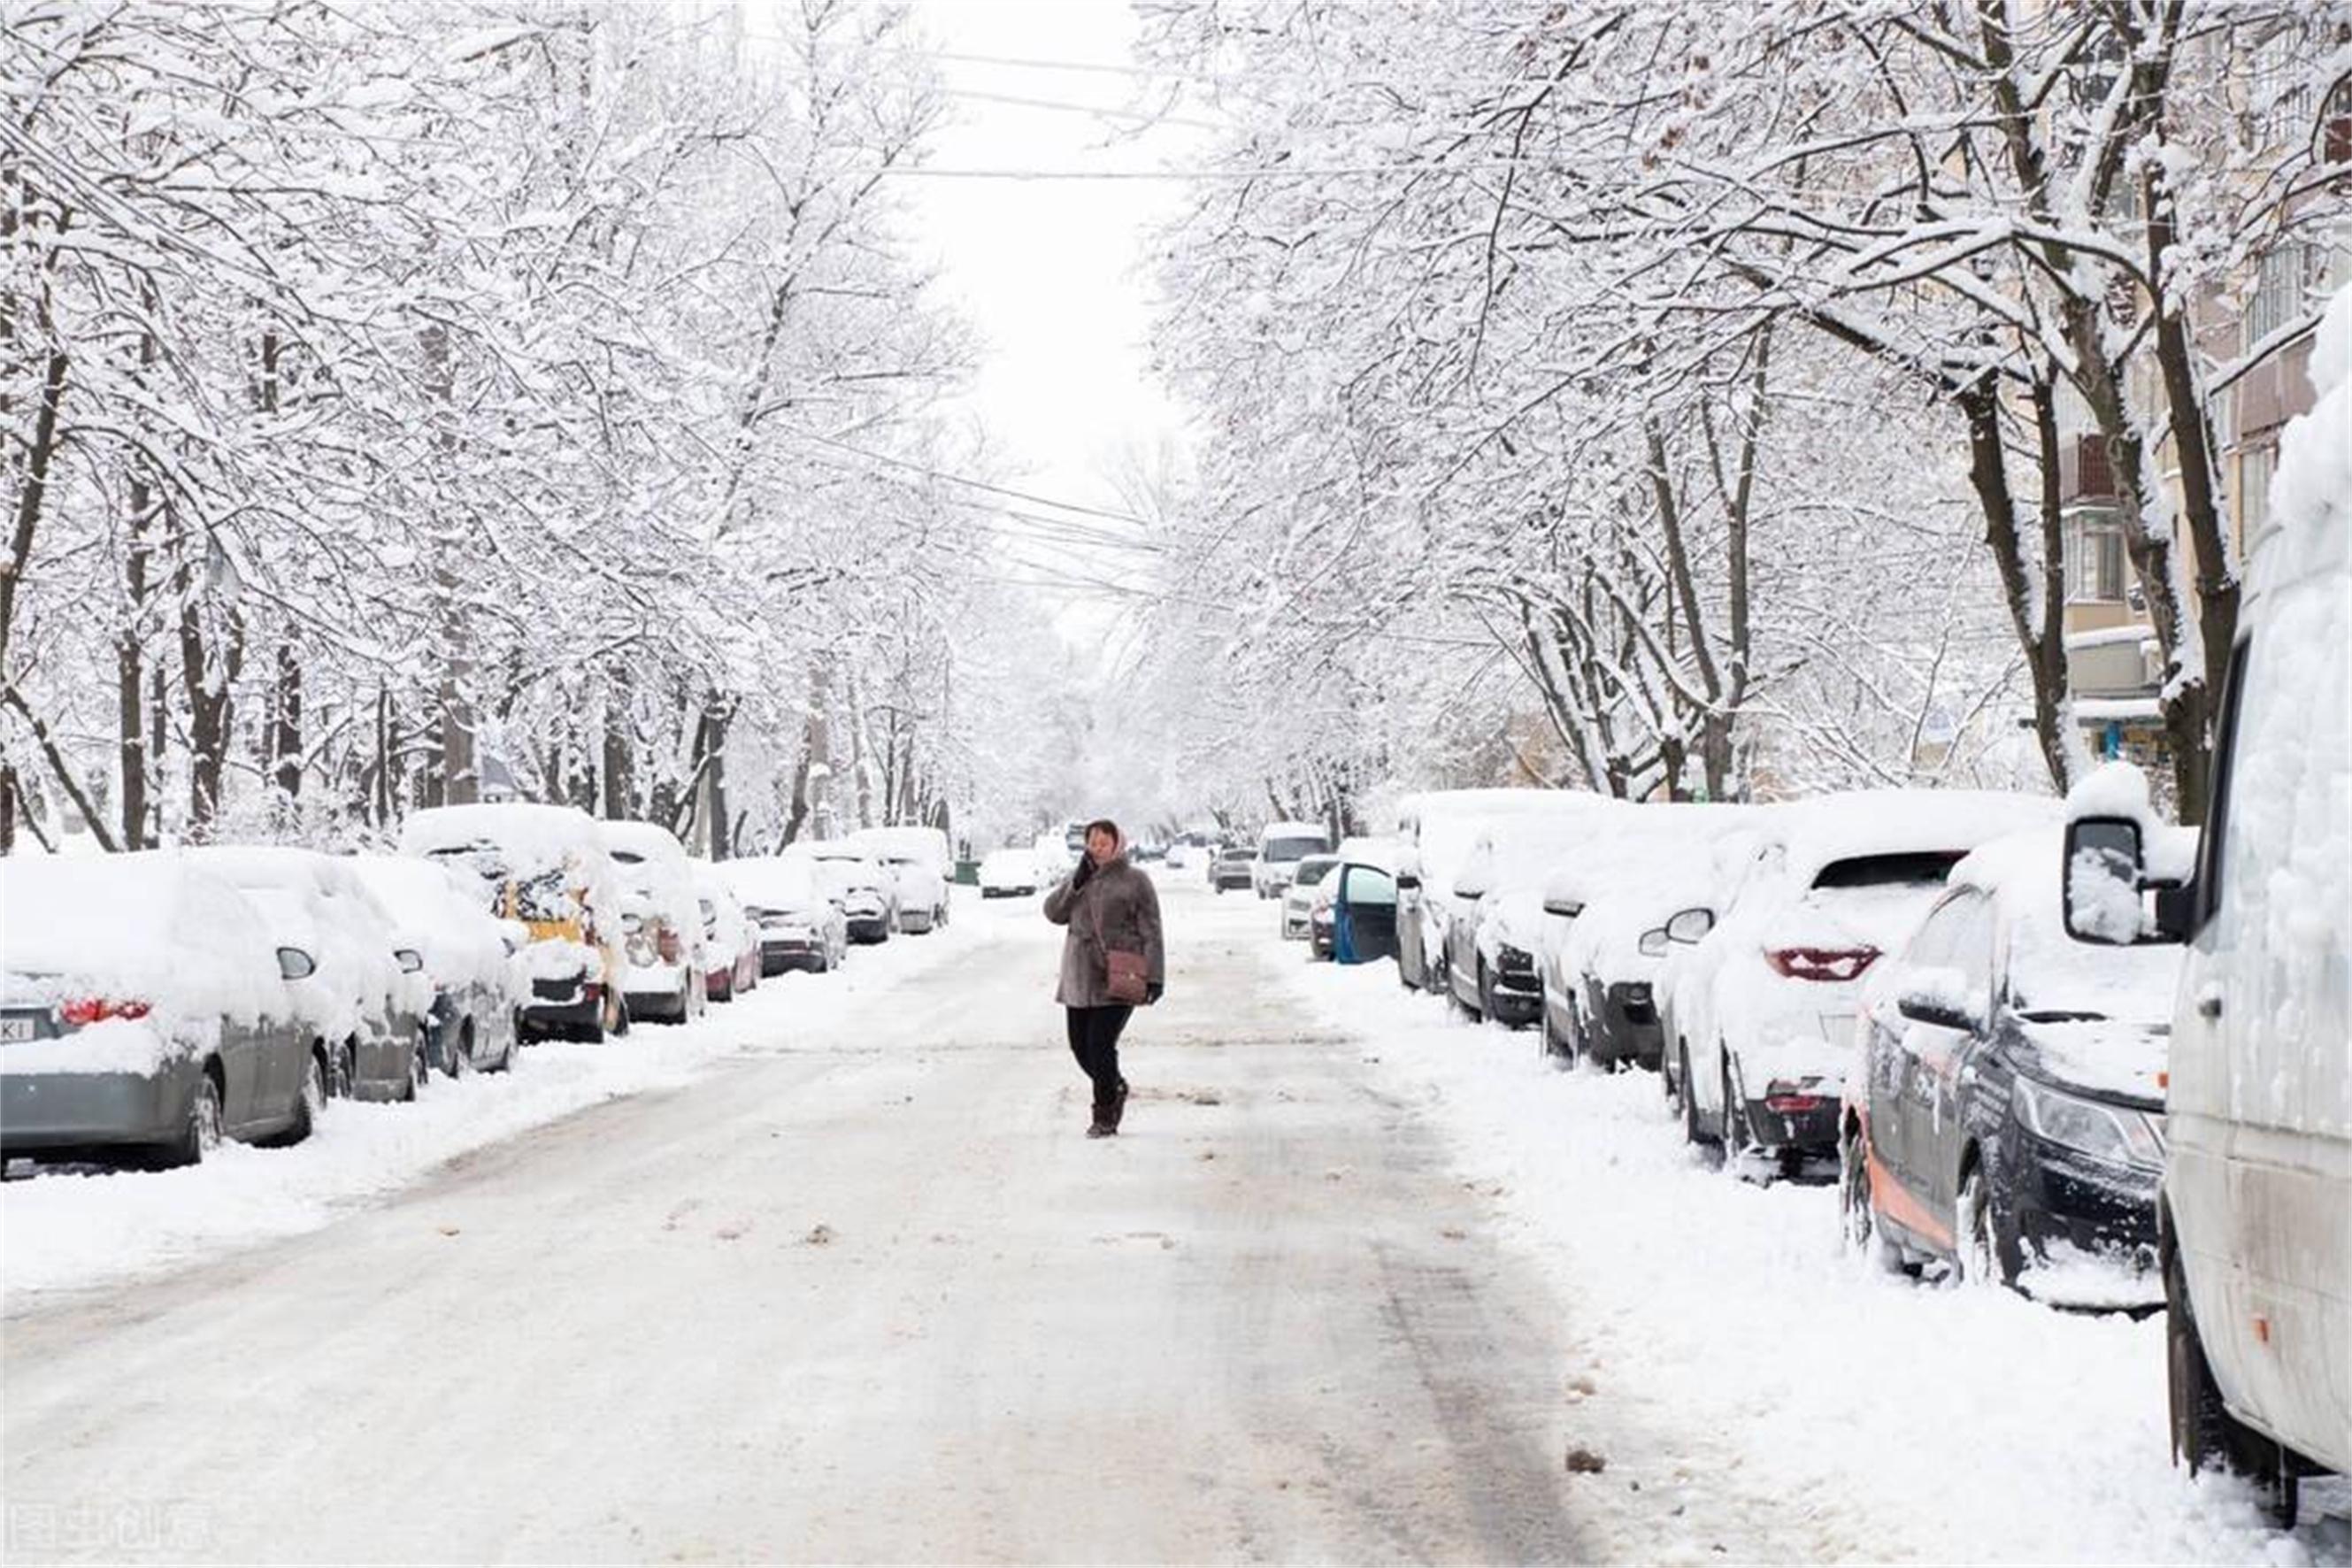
[657,928,680,964]
[60,997,152,1026]
[1764,947,1878,982]
[1765,1093,1826,1115]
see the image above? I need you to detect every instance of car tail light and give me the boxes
[580,980,603,1003]
[60,997,151,1026]
[657,928,680,964]
[1764,947,1878,982]
[1765,1090,1826,1115]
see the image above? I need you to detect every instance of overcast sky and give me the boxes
[900,0,1201,532]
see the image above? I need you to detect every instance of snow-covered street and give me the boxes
[7,876,2340,1564]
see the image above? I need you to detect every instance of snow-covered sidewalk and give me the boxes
[2,910,980,1303]
[1287,948,2347,1567]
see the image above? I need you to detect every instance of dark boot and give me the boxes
[1087,1090,1116,1138]
[1108,1079,1129,1133]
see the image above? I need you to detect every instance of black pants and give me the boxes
[1065,1004,1133,1105]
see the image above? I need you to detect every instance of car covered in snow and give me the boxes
[688,862,762,1003]
[0,852,328,1166]
[1280,852,1340,940]
[849,826,953,934]
[979,848,1041,898]
[1252,820,1332,899]
[349,852,523,1078]
[190,846,425,1100]
[1664,789,2058,1171]
[1538,803,1764,1069]
[722,856,848,973]
[797,842,897,942]
[1840,811,2192,1298]
[1210,844,1256,893]
[602,822,708,1025]
[402,803,627,1042]
[1441,801,1631,1026]
[1392,788,1620,996]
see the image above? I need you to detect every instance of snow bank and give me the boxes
[1,900,980,1301]
[1285,954,2314,1564]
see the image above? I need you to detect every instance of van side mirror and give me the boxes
[2063,816,2147,945]
[395,949,426,974]
[1543,897,1584,919]
[1395,872,1420,892]
[1665,907,1714,944]
[1637,927,1671,957]
[278,946,317,981]
[1452,877,1489,901]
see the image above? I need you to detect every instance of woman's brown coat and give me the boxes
[1042,855,1165,1008]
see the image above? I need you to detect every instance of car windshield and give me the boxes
[1263,835,1324,864]
[1809,851,1965,890]
[1219,847,1252,862]
[1292,857,1338,888]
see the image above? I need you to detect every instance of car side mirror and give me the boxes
[1395,872,1420,892]
[395,949,425,974]
[1665,907,1714,944]
[278,946,317,981]
[1542,897,1584,919]
[1637,927,1671,957]
[2062,815,2147,945]
[1897,973,1984,1034]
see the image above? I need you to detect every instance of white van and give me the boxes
[2073,287,2349,1521]
[1251,820,1332,900]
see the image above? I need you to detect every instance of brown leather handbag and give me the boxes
[1090,888,1150,1005]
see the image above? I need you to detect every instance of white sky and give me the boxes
[900,0,1201,533]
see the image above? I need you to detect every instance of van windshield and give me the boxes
[1263,835,1326,865]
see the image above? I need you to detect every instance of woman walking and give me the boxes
[1043,819,1165,1137]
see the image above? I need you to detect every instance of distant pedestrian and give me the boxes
[1043,819,1165,1137]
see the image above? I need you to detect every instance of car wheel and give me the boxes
[1840,1122,1902,1272]
[169,1068,227,1167]
[335,1040,358,1099]
[1720,1057,1751,1158]
[446,1022,473,1080]
[402,1034,430,1102]
[1678,1046,1712,1147]
[1956,1167,2005,1287]
[1542,1005,1574,1067]
[610,997,631,1039]
[2166,1244,2293,1520]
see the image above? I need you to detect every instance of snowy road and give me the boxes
[5,883,1608,1564]
[8,876,2340,1565]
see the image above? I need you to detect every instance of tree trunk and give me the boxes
[601,666,634,820]
[271,640,302,815]
[1960,379,2079,795]
[116,475,154,849]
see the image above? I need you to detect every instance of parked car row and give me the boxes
[0,808,958,1174]
[1305,730,2345,1523]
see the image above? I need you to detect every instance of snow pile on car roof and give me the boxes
[348,853,515,995]
[0,851,283,1027]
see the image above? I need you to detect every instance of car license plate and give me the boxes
[0,1015,39,1043]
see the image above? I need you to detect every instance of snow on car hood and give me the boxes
[2018,1018,2167,1108]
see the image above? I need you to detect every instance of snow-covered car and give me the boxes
[349,852,522,1078]
[1441,802,1631,1026]
[849,826,953,933]
[603,821,707,1025]
[1252,819,1332,899]
[1210,844,1255,893]
[689,862,761,1003]
[403,803,628,1042]
[798,842,896,942]
[979,849,1041,898]
[722,856,848,974]
[1842,815,2193,1297]
[1392,788,1622,995]
[1538,803,1765,1069]
[1281,853,1340,940]
[1664,789,2059,1170]
[190,846,424,1100]
[0,852,328,1167]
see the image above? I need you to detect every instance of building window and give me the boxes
[2247,243,2313,350]
[2248,27,2314,150]
[2239,443,2275,550]
[2067,511,2127,603]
